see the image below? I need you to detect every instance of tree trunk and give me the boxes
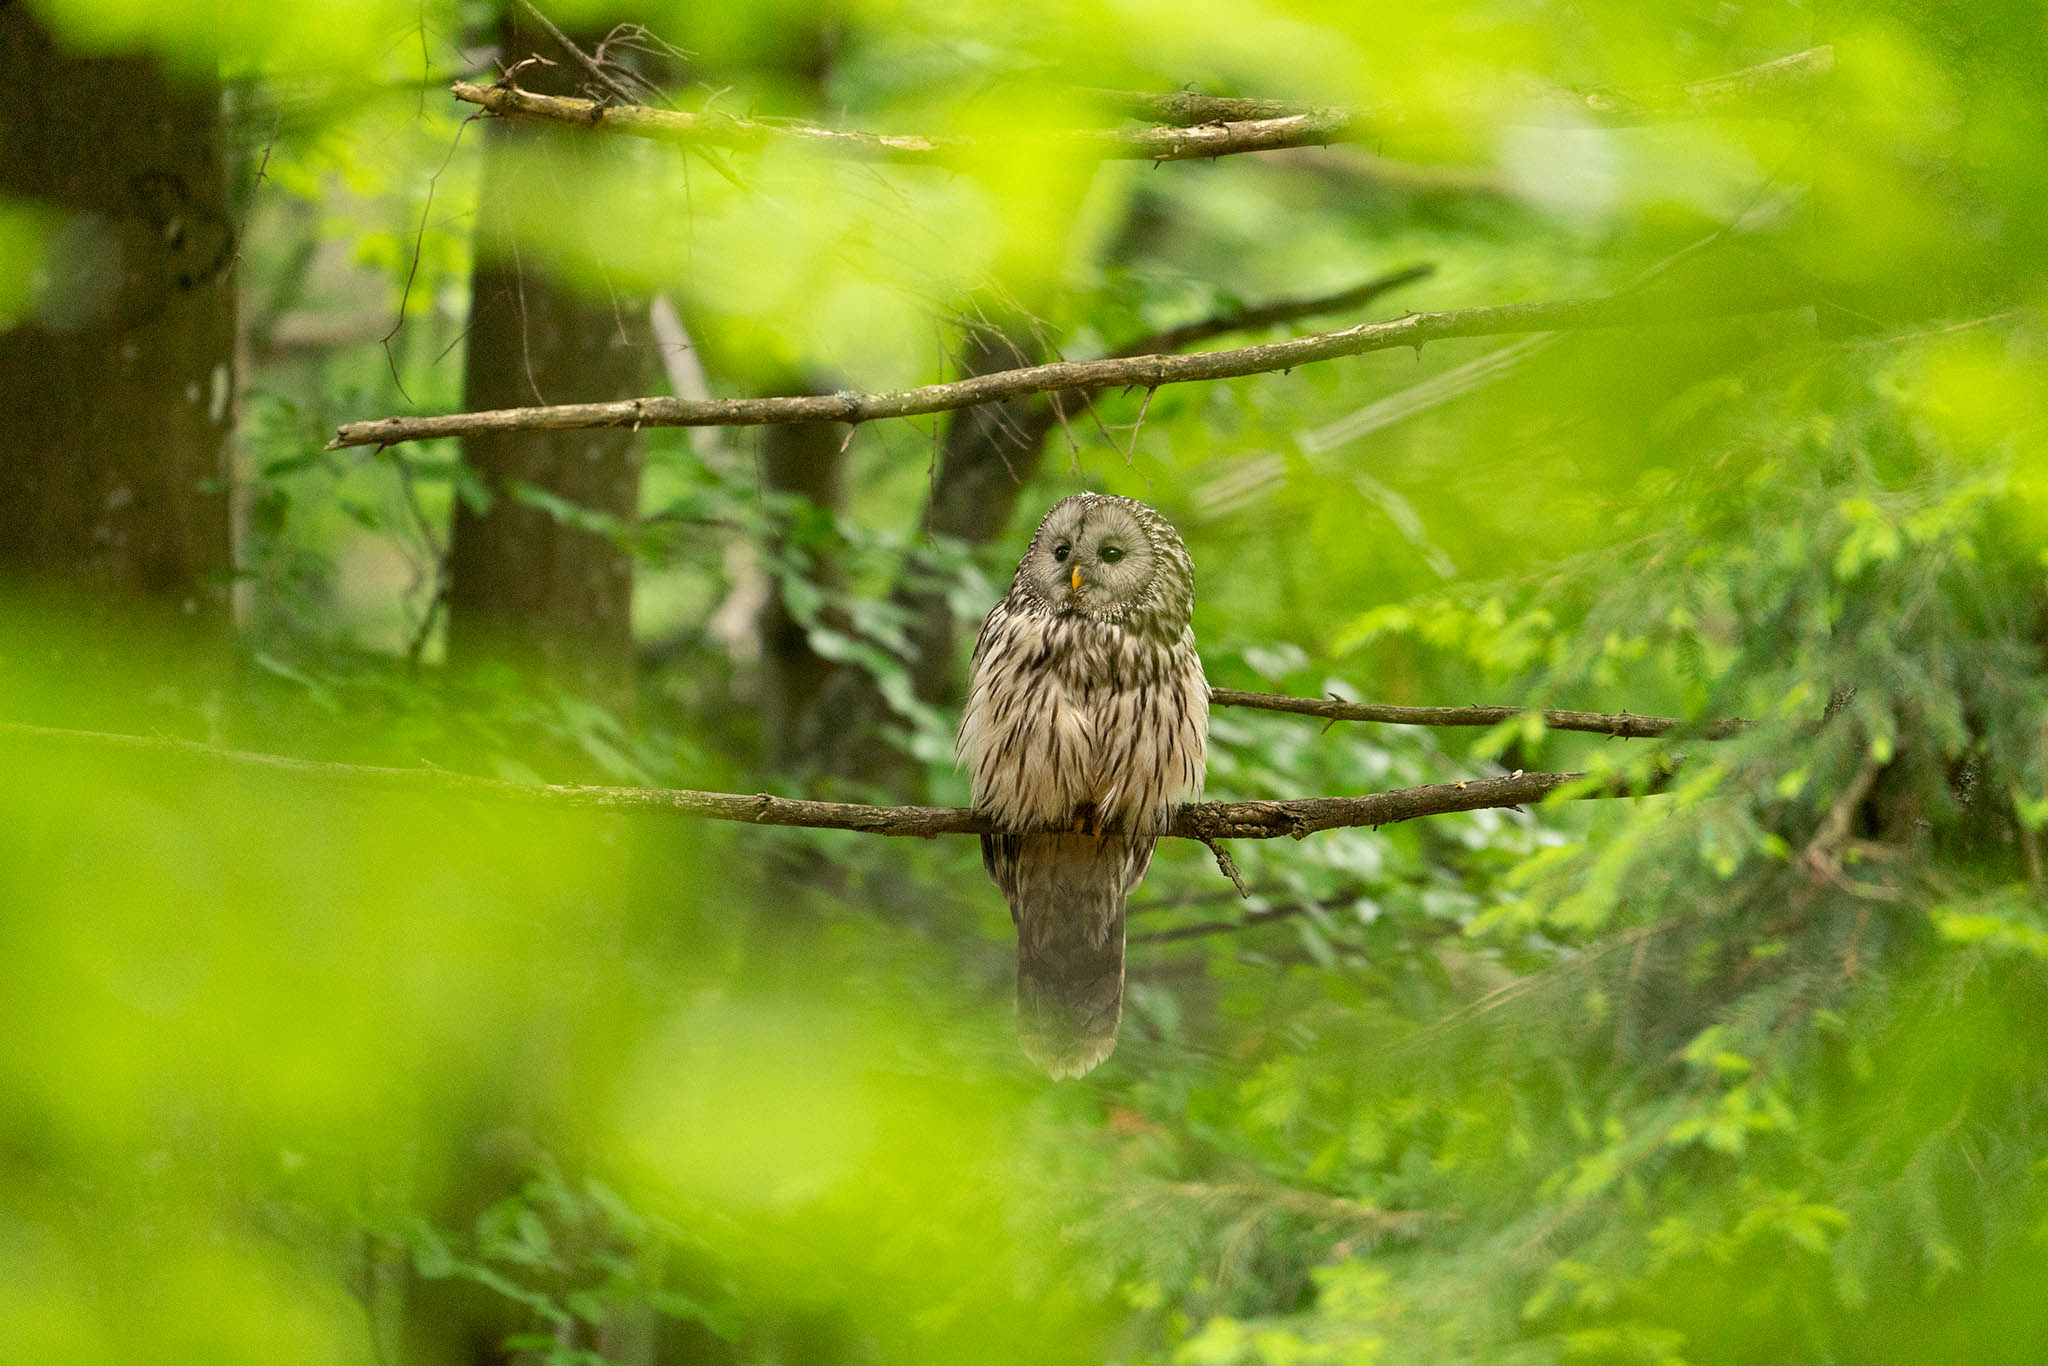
[897,317,1059,704]
[756,412,849,773]
[800,313,1054,792]
[0,9,234,628]
[445,11,653,715]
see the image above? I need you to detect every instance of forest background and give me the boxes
[4,0,2047,1362]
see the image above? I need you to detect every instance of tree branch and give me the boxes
[1131,900,1320,945]
[1089,46,1834,130]
[330,283,1806,450]
[449,80,968,162]
[1106,264,1435,358]
[444,82,1376,164]
[445,47,1833,165]
[1129,891,1476,947]
[0,719,1646,840]
[1555,44,1836,125]
[1211,689,1751,740]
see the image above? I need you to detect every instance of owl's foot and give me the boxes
[1071,801,1099,836]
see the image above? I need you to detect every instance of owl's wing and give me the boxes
[966,598,1006,670]
[957,601,1008,780]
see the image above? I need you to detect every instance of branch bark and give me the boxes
[330,284,1807,450]
[0,719,1647,840]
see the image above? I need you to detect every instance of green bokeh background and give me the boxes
[5,1,2048,1362]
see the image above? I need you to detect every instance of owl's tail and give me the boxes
[991,833,1151,1080]
[1016,905,1126,1080]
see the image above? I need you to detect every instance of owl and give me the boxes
[958,493,1208,1078]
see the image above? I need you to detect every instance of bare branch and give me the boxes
[1092,47,1834,130]
[330,283,1806,450]
[0,720,1647,840]
[447,47,1833,165]
[1554,44,1836,126]
[1211,689,1752,740]
[450,80,962,161]
[448,79,1378,163]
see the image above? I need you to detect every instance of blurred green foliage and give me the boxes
[5,0,2048,1362]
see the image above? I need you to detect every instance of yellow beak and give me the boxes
[1071,565,1083,592]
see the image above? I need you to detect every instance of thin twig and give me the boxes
[381,449,448,669]
[225,125,277,279]
[515,1,641,105]
[1196,836,1251,898]
[380,110,484,403]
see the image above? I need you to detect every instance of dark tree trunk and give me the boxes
[897,317,1059,703]
[445,11,653,714]
[0,9,234,627]
[800,313,1054,792]
[756,413,849,773]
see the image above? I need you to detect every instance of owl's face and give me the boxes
[1014,493,1193,633]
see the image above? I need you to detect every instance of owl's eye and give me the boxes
[1052,544,1071,562]
[1099,545,1125,563]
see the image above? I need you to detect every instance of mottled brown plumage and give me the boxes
[958,494,1207,1078]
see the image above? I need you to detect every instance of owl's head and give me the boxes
[1013,493,1194,635]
